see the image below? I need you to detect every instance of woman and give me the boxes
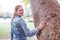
[11,5,47,40]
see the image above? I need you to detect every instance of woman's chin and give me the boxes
[21,15,23,16]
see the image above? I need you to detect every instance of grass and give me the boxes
[0,22,10,38]
[0,22,34,38]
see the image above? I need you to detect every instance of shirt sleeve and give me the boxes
[18,19,40,37]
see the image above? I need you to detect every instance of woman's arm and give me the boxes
[18,19,43,37]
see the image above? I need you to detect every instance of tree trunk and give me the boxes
[29,0,60,40]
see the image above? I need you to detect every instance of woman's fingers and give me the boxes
[39,20,47,30]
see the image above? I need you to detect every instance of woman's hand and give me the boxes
[37,20,47,30]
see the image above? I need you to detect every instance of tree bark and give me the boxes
[30,0,60,40]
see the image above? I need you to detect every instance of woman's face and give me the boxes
[16,7,24,16]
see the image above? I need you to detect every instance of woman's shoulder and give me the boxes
[12,17,21,23]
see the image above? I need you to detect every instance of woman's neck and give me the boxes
[16,14,21,17]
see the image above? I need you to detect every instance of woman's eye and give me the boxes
[19,10,21,11]
[19,9,23,11]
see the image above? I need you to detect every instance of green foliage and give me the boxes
[0,12,12,19]
[22,0,29,5]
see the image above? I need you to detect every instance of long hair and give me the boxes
[11,5,22,21]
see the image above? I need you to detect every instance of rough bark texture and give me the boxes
[30,0,60,40]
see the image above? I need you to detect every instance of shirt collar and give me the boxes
[16,14,21,17]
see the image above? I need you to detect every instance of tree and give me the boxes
[30,0,60,40]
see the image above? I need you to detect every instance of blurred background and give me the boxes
[0,0,37,40]
[0,0,60,40]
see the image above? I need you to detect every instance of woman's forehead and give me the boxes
[18,7,23,10]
